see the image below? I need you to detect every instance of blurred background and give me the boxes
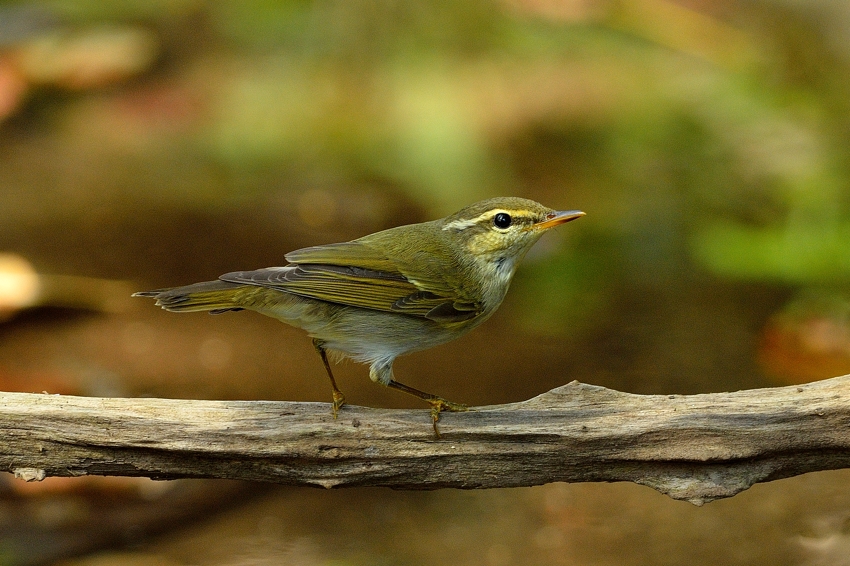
[1,0,850,564]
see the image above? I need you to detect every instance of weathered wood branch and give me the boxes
[1,375,849,505]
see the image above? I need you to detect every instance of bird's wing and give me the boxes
[284,242,402,273]
[221,241,481,323]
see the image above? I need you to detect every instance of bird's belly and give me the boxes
[318,308,464,363]
[247,290,473,364]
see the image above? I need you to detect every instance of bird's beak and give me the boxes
[533,210,585,230]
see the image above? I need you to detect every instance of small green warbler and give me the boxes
[135,197,584,434]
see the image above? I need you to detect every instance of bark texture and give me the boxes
[2,375,849,505]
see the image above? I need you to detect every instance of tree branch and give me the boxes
[2,375,849,505]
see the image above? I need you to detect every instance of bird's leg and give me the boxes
[385,379,468,437]
[312,339,345,418]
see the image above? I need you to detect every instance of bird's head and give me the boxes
[440,197,585,267]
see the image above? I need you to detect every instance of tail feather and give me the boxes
[133,280,244,313]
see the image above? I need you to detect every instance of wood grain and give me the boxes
[2,375,849,505]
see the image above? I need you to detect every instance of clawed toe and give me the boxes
[427,397,468,438]
[331,390,346,419]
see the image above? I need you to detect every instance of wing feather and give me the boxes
[284,242,401,274]
[220,264,480,322]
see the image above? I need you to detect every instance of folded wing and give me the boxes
[220,241,481,323]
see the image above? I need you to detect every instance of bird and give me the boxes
[134,196,584,435]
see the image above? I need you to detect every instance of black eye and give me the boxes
[493,213,512,229]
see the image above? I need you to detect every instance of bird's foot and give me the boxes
[427,398,468,438]
[331,390,346,419]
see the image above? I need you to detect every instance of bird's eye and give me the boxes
[493,213,512,229]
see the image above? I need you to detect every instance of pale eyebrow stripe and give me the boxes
[442,209,516,232]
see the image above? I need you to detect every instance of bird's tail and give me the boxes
[133,280,245,314]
